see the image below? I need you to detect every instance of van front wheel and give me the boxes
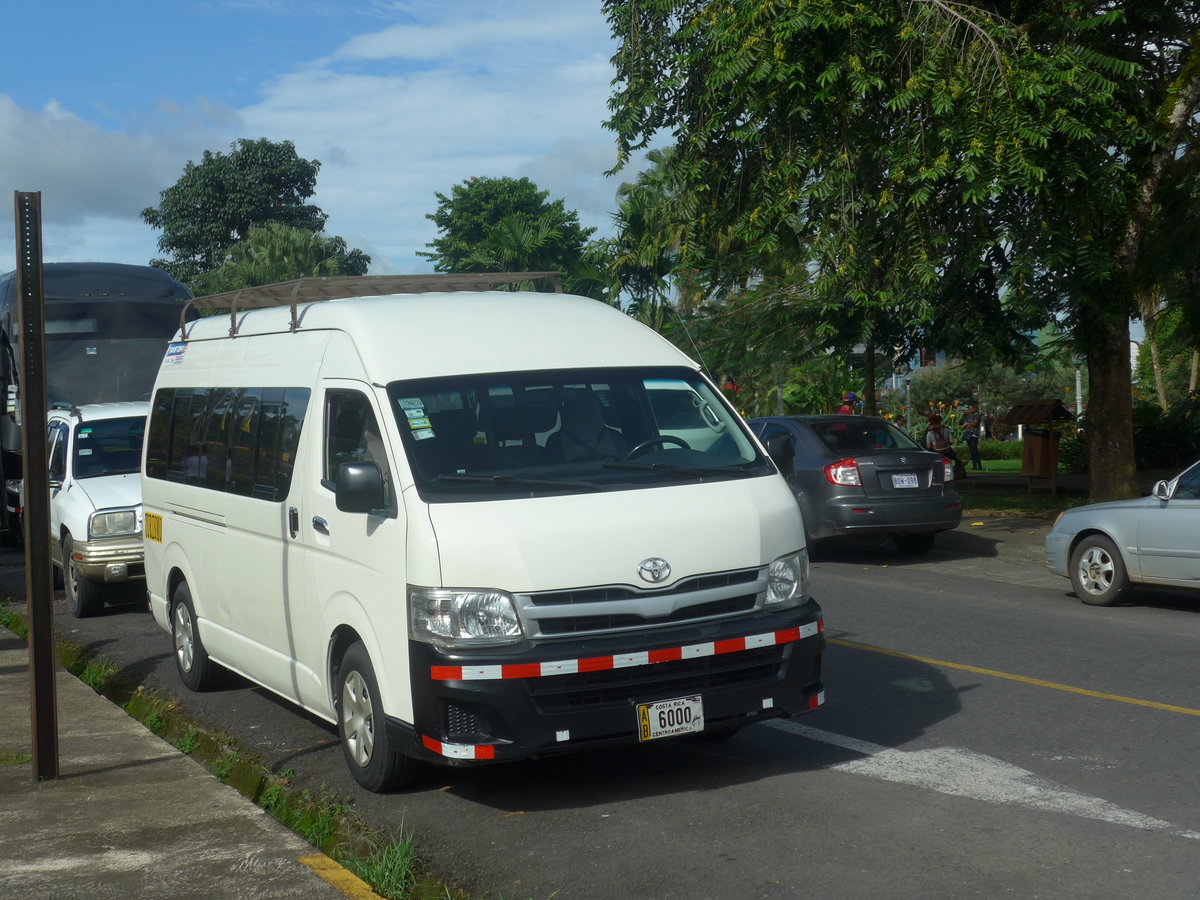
[338,642,413,793]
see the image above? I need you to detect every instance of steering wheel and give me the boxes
[625,435,691,458]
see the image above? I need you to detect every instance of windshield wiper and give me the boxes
[602,461,754,479]
[437,473,603,493]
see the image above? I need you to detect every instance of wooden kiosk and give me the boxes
[999,399,1077,494]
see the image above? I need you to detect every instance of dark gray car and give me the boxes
[749,414,963,555]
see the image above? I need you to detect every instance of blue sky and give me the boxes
[0,1,628,275]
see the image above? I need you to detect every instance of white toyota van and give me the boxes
[142,275,825,791]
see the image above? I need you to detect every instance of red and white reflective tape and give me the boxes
[431,619,823,682]
[421,734,495,760]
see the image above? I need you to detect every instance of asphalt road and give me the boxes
[3,528,1199,899]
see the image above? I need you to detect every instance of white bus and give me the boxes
[141,275,825,791]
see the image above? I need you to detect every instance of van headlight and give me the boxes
[89,509,140,538]
[409,586,523,649]
[765,549,810,610]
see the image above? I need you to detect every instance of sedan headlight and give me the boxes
[409,586,523,649]
[89,508,140,538]
[765,549,810,610]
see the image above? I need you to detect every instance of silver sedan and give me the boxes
[1045,459,1200,605]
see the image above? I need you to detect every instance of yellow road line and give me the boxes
[298,853,379,898]
[829,637,1200,717]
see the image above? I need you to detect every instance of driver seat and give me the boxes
[548,392,628,462]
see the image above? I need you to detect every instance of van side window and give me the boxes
[146,386,311,501]
[227,389,262,497]
[324,391,388,486]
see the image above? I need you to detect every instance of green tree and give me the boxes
[420,176,596,276]
[190,223,371,296]
[604,1,1200,501]
[143,138,327,285]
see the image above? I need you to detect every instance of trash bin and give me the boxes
[1000,400,1075,494]
[1020,428,1058,478]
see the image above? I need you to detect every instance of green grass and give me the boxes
[0,750,32,766]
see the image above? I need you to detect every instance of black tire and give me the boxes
[63,534,105,618]
[894,532,936,556]
[171,581,219,691]
[1069,534,1131,607]
[337,642,414,792]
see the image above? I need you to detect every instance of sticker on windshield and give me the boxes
[398,397,424,410]
[79,428,92,438]
[412,428,435,441]
[404,407,427,419]
[407,417,431,430]
[79,448,93,456]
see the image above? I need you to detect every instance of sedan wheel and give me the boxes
[1069,534,1131,607]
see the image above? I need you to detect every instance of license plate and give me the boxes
[144,512,163,543]
[891,473,919,488]
[637,695,704,741]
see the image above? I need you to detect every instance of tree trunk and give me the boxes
[1137,287,1169,410]
[863,336,877,415]
[1086,318,1139,501]
[1147,332,1168,411]
[1190,349,1199,395]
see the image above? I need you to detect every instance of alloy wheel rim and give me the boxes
[67,557,80,610]
[174,605,194,672]
[1079,547,1114,595]
[341,670,375,768]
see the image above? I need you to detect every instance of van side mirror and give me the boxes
[335,461,387,513]
[764,433,795,473]
[1152,479,1171,501]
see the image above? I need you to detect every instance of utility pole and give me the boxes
[14,191,58,780]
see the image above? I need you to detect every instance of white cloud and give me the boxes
[1,2,632,278]
[0,95,239,270]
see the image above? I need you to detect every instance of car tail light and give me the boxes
[824,458,862,486]
[942,455,955,481]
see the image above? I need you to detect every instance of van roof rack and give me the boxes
[180,271,564,337]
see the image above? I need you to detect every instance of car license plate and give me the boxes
[144,512,163,543]
[891,473,920,488]
[637,695,704,741]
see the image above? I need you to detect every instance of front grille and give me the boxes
[518,567,767,640]
[537,594,757,635]
[529,568,759,606]
[527,645,785,713]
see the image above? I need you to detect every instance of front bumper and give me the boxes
[70,535,145,583]
[394,599,826,766]
[1044,530,1072,578]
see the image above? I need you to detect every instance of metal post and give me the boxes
[14,191,58,780]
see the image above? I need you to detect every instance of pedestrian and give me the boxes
[837,391,857,415]
[923,414,963,473]
[961,403,983,471]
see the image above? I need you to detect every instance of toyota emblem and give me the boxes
[638,557,671,584]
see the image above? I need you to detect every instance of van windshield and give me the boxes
[387,367,772,501]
